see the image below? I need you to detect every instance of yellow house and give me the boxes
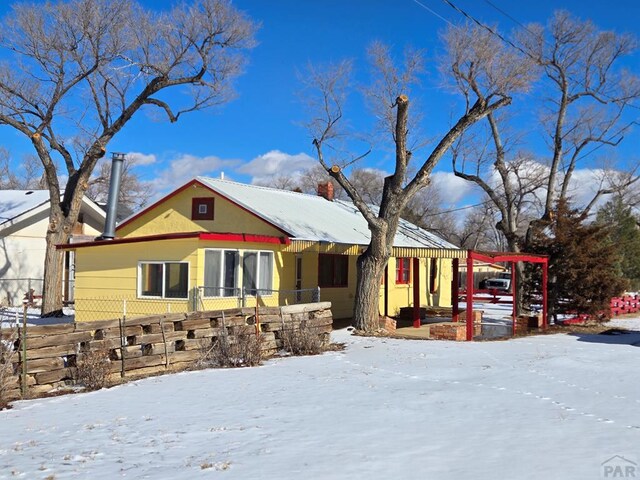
[61,177,462,321]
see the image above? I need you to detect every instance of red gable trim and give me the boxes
[57,231,290,250]
[116,178,292,237]
[116,179,201,232]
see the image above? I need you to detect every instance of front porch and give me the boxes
[388,250,548,341]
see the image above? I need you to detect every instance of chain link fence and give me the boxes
[73,286,321,322]
[0,278,76,308]
[0,278,45,307]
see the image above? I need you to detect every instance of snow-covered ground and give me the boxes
[2,318,640,479]
[0,306,74,328]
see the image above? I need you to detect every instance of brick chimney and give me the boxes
[317,181,334,201]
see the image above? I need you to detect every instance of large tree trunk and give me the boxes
[41,186,85,316]
[41,223,68,316]
[353,218,397,332]
[353,247,388,332]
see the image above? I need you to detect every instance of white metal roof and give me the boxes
[0,190,51,226]
[197,177,459,250]
[0,189,106,229]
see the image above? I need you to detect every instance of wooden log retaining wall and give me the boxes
[1,302,333,402]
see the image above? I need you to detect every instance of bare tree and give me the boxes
[0,149,45,190]
[402,183,459,244]
[521,11,640,221]
[454,11,640,256]
[456,203,505,251]
[0,0,257,315]
[305,27,525,332]
[86,158,153,210]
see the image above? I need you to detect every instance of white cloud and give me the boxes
[429,171,474,204]
[238,150,316,184]
[126,151,157,166]
[148,153,241,197]
[563,167,610,211]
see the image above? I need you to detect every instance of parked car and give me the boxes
[479,277,511,292]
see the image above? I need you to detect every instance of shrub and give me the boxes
[75,348,111,390]
[0,325,19,409]
[198,333,263,368]
[280,323,326,356]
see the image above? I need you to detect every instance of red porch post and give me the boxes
[466,252,474,341]
[542,259,548,329]
[452,258,460,322]
[384,264,389,318]
[511,261,517,337]
[413,257,421,328]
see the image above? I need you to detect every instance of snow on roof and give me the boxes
[197,177,459,250]
[0,190,51,226]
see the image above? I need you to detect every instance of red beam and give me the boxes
[542,259,548,329]
[466,253,474,341]
[199,232,290,245]
[452,258,459,322]
[511,261,517,337]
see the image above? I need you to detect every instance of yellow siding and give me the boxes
[74,239,200,321]
[381,257,454,317]
[74,238,296,321]
[75,178,461,323]
[308,254,358,319]
[118,183,284,238]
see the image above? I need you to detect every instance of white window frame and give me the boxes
[137,261,190,299]
[243,250,274,297]
[203,248,240,298]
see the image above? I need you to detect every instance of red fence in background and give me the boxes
[562,294,639,324]
[610,294,640,316]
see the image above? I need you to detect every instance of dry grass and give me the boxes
[198,334,263,368]
[280,323,327,356]
[74,348,112,390]
[0,324,19,409]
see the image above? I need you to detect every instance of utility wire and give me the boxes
[412,0,640,160]
[483,0,640,114]
[438,0,531,58]
[422,198,494,217]
[411,0,454,27]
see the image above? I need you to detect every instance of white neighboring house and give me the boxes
[0,190,107,306]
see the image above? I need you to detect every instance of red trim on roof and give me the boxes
[199,233,290,245]
[116,178,292,237]
[58,232,200,249]
[57,231,290,250]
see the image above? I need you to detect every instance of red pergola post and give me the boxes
[413,257,421,328]
[542,259,548,329]
[384,265,389,318]
[511,261,517,337]
[466,252,474,341]
[452,258,460,322]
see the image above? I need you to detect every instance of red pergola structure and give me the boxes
[450,250,548,341]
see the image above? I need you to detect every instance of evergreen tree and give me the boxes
[596,197,640,291]
[526,200,628,321]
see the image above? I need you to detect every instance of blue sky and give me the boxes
[1,0,640,208]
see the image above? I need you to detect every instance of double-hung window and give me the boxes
[203,249,273,297]
[396,258,411,284]
[204,249,239,297]
[243,251,274,296]
[139,262,189,299]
